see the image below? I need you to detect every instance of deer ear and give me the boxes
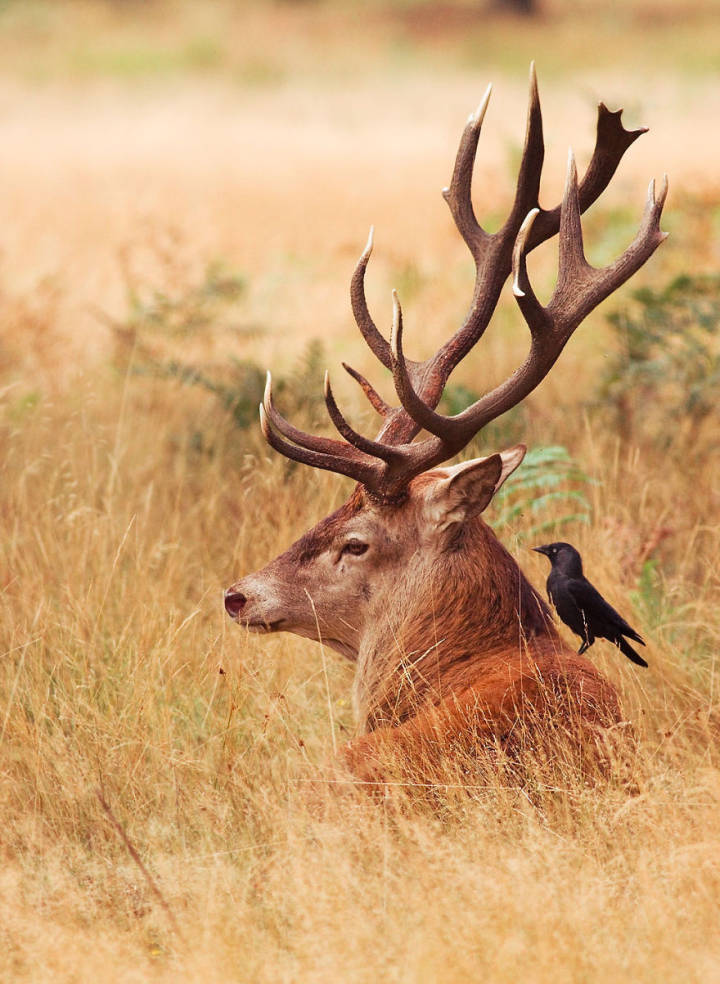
[424,444,526,531]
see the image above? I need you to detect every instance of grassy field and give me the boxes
[1,1,720,980]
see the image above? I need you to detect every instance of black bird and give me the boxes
[533,542,648,668]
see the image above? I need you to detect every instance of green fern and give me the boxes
[492,445,595,539]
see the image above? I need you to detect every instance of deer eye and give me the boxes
[340,540,369,558]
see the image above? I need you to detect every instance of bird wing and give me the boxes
[566,578,645,645]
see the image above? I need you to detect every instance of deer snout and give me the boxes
[224,589,247,619]
[223,574,288,633]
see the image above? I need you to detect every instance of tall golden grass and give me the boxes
[1,2,719,980]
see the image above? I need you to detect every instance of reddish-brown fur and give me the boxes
[227,468,621,785]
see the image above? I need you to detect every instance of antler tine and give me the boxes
[324,372,404,463]
[262,371,367,462]
[556,148,591,289]
[505,62,544,230]
[442,82,493,261]
[342,362,391,418]
[350,227,394,371]
[511,207,541,306]
[389,290,454,440]
[259,403,381,487]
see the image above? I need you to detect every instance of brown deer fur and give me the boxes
[226,456,621,784]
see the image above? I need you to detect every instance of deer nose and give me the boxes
[224,589,247,619]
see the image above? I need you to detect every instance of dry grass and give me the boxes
[1,1,720,981]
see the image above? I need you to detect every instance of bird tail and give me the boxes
[616,636,649,668]
[624,626,645,645]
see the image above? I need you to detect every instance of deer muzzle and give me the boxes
[223,574,290,633]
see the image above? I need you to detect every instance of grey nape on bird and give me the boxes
[533,542,648,668]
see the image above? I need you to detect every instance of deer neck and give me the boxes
[352,521,554,733]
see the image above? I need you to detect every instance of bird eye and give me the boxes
[341,540,368,558]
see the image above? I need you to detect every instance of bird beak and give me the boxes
[532,546,549,556]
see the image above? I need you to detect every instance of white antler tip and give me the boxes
[391,289,403,322]
[263,370,272,402]
[259,403,269,434]
[363,226,374,255]
[519,206,540,233]
[470,83,492,127]
[323,370,331,396]
[512,275,526,299]
[564,148,579,195]
[390,290,403,355]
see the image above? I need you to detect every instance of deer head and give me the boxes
[225,66,666,731]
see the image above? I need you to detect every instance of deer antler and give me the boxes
[260,66,667,501]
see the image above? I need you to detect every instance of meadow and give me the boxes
[1,1,719,980]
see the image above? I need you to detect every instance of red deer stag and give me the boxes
[225,67,667,784]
